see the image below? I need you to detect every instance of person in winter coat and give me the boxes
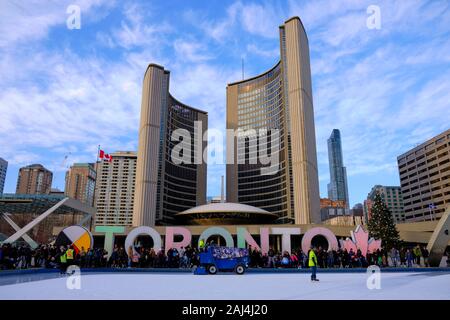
[406,249,413,268]
[267,247,275,268]
[413,245,422,266]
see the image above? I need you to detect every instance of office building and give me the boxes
[226,17,320,224]
[65,163,96,206]
[133,64,208,226]
[327,129,349,208]
[16,164,53,195]
[95,151,136,226]
[366,185,405,223]
[397,128,450,222]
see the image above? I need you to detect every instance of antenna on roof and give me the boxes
[241,57,244,80]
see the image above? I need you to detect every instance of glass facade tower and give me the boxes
[327,129,349,208]
[133,64,207,226]
[226,17,321,224]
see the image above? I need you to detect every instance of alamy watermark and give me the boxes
[366,265,381,290]
[170,122,280,175]
[66,265,81,290]
[66,5,81,30]
[366,5,381,30]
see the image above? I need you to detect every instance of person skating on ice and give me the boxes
[309,245,319,281]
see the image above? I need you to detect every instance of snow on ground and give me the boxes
[0,272,449,300]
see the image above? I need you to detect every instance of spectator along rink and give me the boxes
[0,270,449,300]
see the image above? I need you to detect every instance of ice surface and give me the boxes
[0,272,449,300]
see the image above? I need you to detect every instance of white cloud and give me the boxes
[173,39,212,62]
[246,44,279,59]
[0,0,113,48]
[239,2,286,38]
[1,0,449,202]
[0,49,143,164]
[112,5,173,49]
[186,1,286,42]
[184,2,241,43]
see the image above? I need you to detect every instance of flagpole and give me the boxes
[96,145,100,163]
[90,144,101,231]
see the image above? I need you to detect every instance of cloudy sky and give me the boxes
[0,0,449,206]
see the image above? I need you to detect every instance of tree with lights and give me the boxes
[367,192,401,249]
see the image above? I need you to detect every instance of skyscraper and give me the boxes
[327,129,349,208]
[133,64,208,226]
[95,151,136,226]
[16,164,52,195]
[65,163,96,206]
[226,17,320,224]
[397,128,450,222]
[0,157,7,195]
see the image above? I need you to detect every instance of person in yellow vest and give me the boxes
[66,245,75,267]
[199,238,205,252]
[59,246,67,274]
[309,245,319,281]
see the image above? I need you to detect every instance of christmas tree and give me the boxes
[367,192,401,249]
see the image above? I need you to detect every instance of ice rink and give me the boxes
[0,271,449,300]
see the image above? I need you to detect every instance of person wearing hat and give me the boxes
[308,245,319,281]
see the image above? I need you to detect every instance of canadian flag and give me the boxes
[99,149,113,162]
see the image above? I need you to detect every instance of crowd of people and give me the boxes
[247,245,435,269]
[0,243,110,270]
[0,243,204,270]
[0,241,448,271]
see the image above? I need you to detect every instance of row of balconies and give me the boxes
[400,169,450,191]
[399,148,449,173]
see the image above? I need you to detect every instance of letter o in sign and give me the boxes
[301,227,339,253]
[125,226,162,257]
[198,227,234,248]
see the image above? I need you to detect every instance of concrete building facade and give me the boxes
[65,163,96,206]
[16,164,53,195]
[397,128,450,222]
[133,64,207,226]
[95,151,137,226]
[366,185,405,223]
[0,157,7,195]
[226,17,320,224]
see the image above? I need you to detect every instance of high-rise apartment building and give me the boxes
[0,157,7,195]
[65,163,96,206]
[133,64,208,226]
[95,151,136,226]
[226,17,320,224]
[16,164,53,195]
[327,129,349,208]
[366,185,405,223]
[397,128,450,222]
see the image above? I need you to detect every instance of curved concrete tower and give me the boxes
[133,64,207,226]
[226,17,320,224]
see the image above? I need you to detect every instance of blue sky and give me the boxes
[0,0,449,207]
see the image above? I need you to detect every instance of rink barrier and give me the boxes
[1,266,450,276]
